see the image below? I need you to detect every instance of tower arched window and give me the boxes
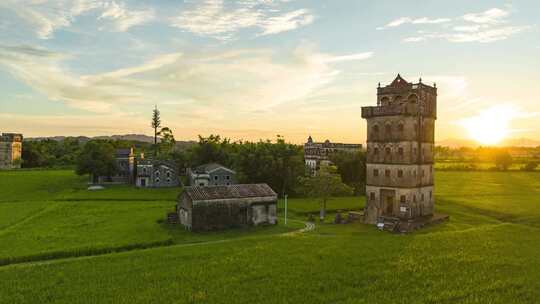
[394,96,403,104]
[385,124,392,138]
[408,94,418,103]
[385,147,391,155]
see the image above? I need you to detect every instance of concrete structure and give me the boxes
[304,136,362,173]
[97,148,135,184]
[361,75,437,227]
[177,183,278,232]
[136,159,180,188]
[0,133,23,169]
[188,163,236,186]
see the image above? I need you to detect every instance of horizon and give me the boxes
[1,1,539,145]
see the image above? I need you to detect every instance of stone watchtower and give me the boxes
[0,133,23,169]
[361,75,437,227]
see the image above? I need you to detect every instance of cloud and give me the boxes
[0,0,102,39]
[463,8,509,24]
[397,8,530,43]
[170,0,314,40]
[0,44,373,115]
[0,0,155,39]
[99,1,155,32]
[377,17,451,30]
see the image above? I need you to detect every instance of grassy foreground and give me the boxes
[1,170,540,303]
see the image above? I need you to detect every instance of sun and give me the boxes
[459,105,516,145]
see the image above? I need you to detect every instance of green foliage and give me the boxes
[494,151,513,170]
[297,164,353,220]
[521,162,538,171]
[330,150,366,194]
[151,106,161,145]
[22,138,84,168]
[75,140,118,183]
[156,127,176,158]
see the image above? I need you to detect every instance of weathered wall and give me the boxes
[366,163,433,187]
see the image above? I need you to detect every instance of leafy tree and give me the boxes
[494,151,512,171]
[157,127,176,158]
[521,162,538,171]
[330,151,366,195]
[75,141,118,184]
[297,164,353,221]
[190,135,233,167]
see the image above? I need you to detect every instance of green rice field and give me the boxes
[1,169,539,303]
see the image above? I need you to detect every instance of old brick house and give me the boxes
[0,133,23,170]
[361,75,437,227]
[136,159,180,188]
[188,163,236,186]
[177,183,278,232]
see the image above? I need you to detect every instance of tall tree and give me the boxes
[298,164,353,221]
[151,106,161,155]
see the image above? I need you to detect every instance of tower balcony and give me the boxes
[361,105,435,118]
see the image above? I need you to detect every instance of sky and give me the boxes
[0,0,539,144]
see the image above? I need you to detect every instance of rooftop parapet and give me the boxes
[0,133,23,142]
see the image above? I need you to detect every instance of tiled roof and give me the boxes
[194,163,235,174]
[183,184,277,202]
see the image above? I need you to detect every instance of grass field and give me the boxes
[1,170,540,303]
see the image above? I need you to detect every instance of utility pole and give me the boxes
[284,194,288,226]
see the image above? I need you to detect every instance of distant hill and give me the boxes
[437,138,540,148]
[25,134,197,150]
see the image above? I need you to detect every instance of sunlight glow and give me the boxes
[459,104,518,145]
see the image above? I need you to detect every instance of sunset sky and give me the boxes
[0,0,538,144]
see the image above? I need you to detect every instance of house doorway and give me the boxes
[380,189,396,216]
[141,179,146,187]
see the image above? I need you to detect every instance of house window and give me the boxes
[385,169,390,177]
[226,182,230,185]
[370,192,375,200]
[155,171,160,177]
[214,176,218,181]
[166,171,171,178]
[397,170,403,178]
[226,175,230,180]
[155,178,160,183]
[373,169,379,177]
[400,195,406,203]
[143,168,147,174]
[167,178,171,183]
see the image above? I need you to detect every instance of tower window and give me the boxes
[374,148,379,155]
[373,169,379,177]
[421,193,425,201]
[398,147,404,156]
[421,170,425,177]
[385,169,390,177]
[400,195,406,203]
[398,124,404,132]
[385,147,391,155]
[370,192,375,200]
[385,124,392,136]
[398,170,403,178]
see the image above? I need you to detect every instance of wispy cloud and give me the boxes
[99,1,155,32]
[377,17,451,30]
[379,7,530,43]
[0,0,155,39]
[170,0,314,41]
[0,44,373,114]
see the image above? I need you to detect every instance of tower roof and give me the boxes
[389,74,409,87]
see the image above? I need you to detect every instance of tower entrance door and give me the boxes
[380,189,396,217]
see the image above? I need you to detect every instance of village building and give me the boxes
[361,75,446,231]
[188,163,236,186]
[136,158,180,188]
[96,148,135,184]
[177,183,278,232]
[304,136,362,173]
[0,133,23,170]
